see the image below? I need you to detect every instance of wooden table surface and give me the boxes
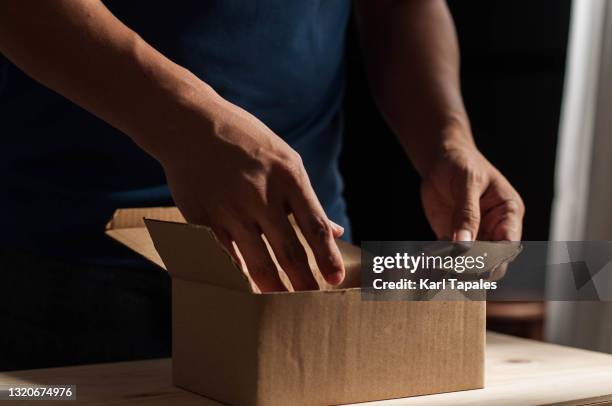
[2,332,612,406]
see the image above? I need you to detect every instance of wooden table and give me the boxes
[2,332,612,405]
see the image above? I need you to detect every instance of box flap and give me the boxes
[106,207,185,229]
[106,207,363,294]
[145,219,255,293]
[105,207,186,269]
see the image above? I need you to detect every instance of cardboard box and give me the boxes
[106,207,485,405]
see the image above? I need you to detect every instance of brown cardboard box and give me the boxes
[106,207,485,406]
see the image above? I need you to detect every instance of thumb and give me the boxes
[452,181,482,242]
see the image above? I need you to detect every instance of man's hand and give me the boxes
[160,96,345,292]
[355,0,525,242]
[0,0,345,292]
[420,135,524,242]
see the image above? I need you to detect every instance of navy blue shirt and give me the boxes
[0,0,351,263]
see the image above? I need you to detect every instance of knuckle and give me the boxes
[517,195,526,213]
[450,168,483,193]
[310,217,332,242]
[459,207,480,225]
[465,168,485,186]
[504,198,525,216]
[275,155,306,183]
[290,150,304,166]
[285,163,305,183]
[235,183,270,210]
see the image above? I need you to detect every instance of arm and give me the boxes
[0,0,345,291]
[355,0,524,241]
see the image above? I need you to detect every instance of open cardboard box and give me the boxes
[106,207,485,406]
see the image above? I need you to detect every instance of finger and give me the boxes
[484,201,524,241]
[231,225,287,293]
[452,176,483,242]
[260,213,319,291]
[480,180,524,241]
[330,220,345,238]
[494,218,523,241]
[287,183,345,285]
[210,227,241,265]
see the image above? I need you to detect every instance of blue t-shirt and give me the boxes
[0,0,351,264]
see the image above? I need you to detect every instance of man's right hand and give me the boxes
[0,0,345,293]
[159,95,345,292]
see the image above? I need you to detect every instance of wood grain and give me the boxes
[2,332,612,405]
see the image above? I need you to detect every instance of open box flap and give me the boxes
[145,219,255,293]
[106,207,363,294]
[105,207,185,269]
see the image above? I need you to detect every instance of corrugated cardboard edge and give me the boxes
[172,280,262,405]
[105,207,185,229]
[105,207,186,269]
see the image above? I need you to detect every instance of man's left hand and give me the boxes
[420,139,524,242]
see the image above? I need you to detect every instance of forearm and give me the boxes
[0,0,349,289]
[0,0,220,163]
[355,0,472,176]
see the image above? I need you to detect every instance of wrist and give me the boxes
[414,115,476,178]
[134,70,226,167]
[439,116,476,154]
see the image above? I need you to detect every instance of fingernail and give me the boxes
[330,221,344,234]
[326,270,345,286]
[454,229,473,242]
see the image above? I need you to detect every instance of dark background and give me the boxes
[0,1,574,372]
[341,0,572,243]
